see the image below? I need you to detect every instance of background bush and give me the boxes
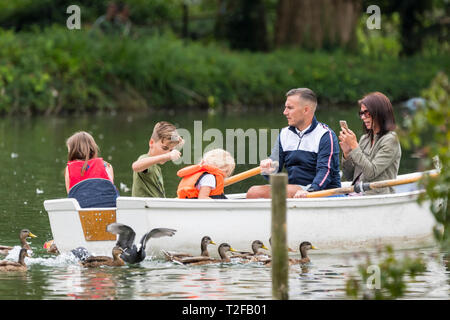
[0,26,448,115]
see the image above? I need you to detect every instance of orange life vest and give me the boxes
[177,164,226,199]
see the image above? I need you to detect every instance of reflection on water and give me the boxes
[0,246,448,300]
[0,110,448,299]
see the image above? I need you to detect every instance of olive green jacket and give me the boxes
[342,131,401,195]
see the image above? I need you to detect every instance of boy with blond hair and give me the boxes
[132,121,183,197]
[177,148,235,199]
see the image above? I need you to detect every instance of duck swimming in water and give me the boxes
[162,236,216,262]
[0,229,37,256]
[262,241,318,266]
[106,223,176,264]
[166,243,237,266]
[231,240,270,259]
[0,248,29,272]
[290,241,318,265]
[81,246,125,268]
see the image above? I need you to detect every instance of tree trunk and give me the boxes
[275,0,362,50]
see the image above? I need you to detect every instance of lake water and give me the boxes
[0,107,448,300]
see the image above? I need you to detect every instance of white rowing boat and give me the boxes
[43,172,438,258]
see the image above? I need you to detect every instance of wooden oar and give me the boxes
[306,170,439,198]
[224,167,262,187]
[224,161,279,187]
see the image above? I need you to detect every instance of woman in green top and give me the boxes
[339,92,401,195]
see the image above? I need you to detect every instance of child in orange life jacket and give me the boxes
[177,149,235,199]
[65,131,115,193]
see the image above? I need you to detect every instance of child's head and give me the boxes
[66,131,99,162]
[201,149,235,177]
[149,121,183,156]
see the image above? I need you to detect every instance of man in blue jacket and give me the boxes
[246,88,341,198]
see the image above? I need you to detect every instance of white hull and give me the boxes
[43,182,437,258]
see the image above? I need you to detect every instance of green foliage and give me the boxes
[0,26,449,115]
[362,0,448,55]
[401,72,450,251]
[346,245,427,299]
[356,13,402,60]
[0,0,184,30]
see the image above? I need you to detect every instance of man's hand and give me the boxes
[293,190,308,198]
[260,159,275,175]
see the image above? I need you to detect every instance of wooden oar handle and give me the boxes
[306,170,439,198]
[224,167,262,187]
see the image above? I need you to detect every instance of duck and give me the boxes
[43,240,60,254]
[0,248,29,272]
[289,241,318,264]
[81,246,125,268]
[262,241,318,267]
[106,222,176,264]
[166,243,237,266]
[162,236,216,262]
[231,240,270,260]
[0,229,37,256]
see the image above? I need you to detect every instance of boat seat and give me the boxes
[68,178,120,208]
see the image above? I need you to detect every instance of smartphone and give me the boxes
[339,120,349,130]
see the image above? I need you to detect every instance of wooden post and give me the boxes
[270,173,289,300]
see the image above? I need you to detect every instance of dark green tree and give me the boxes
[214,0,269,51]
[363,0,449,55]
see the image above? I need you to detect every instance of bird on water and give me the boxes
[0,248,29,272]
[162,235,216,262]
[81,246,125,268]
[0,229,37,256]
[106,222,176,264]
[165,243,237,266]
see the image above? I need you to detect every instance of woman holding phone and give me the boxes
[338,92,401,195]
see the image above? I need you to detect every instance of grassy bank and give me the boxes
[0,26,448,115]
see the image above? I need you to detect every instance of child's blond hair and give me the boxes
[151,121,183,148]
[201,149,235,177]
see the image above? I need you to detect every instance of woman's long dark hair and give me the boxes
[358,92,396,141]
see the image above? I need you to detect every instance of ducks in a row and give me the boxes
[163,236,316,267]
[2,225,317,270]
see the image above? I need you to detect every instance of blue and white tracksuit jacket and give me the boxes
[268,117,341,191]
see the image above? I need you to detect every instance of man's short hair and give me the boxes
[286,88,317,108]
